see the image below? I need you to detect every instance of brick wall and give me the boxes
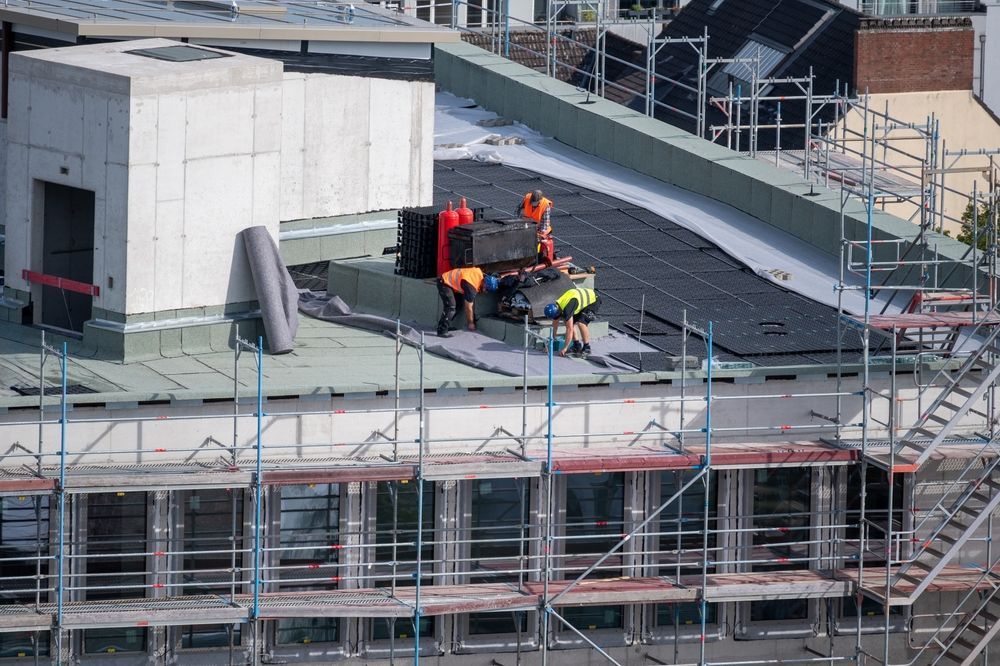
[854,17,974,94]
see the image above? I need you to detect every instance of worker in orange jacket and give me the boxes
[437,267,499,337]
[516,189,555,264]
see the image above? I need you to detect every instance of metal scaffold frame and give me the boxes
[831,90,1000,666]
[434,0,710,134]
[0,309,910,666]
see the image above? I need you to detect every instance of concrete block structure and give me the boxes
[5,40,282,338]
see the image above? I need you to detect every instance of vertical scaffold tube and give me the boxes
[698,323,712,666]
[415,333,426,666]
[55,342,67,663]
[252,337,264,623]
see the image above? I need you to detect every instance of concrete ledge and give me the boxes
[434,42,979,287]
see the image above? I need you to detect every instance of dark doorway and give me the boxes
[41,182,94,333]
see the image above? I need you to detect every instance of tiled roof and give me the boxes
[602,0,861,148]
[463,28,597,82]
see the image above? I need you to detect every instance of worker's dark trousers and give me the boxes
[436,279,465,334]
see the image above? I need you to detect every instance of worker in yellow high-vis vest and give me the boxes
[544,287,600,357]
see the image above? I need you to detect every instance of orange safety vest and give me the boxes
[441,267,484,293]
[522,193,552,229]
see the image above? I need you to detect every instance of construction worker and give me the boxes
[516,189,555,264]
[544,286,599,357]
[437,267,499,337]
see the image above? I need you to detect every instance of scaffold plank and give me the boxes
[263,465,416,484]
[0,610,50,633]
[851,312,1000,330]
[0,477,55,495]
[0,565,993,630]
[64,471,253,493]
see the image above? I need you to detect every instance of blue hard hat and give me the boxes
[484,274,500,293]
[544,303,560,319]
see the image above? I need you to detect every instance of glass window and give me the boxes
[470,478,528,579]
[277,617,340,645]
[372,616,433,640]
[469,612,529,636]
[0,496,51,658]
[83,492,148,653]
[655,471,718,629]
[0,631,49,659]
[468,478,529,635]
[749,468,811,622]
[84,628,145,655]
[564,473,625,561]
[656,601,717,627]
[85,492,147,598]
[180,489,244,649]
[561,473,625,630]
[375,480,434,577]
[181,624,241,650]
[0,495,49,600]
[276,484,340,645]
[559,606,622,631]
[658,470,718,567]
[845,466,903,541]
[373,480,435,640]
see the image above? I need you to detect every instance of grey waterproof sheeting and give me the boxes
[241,226,300,354]
[298,292,636,377]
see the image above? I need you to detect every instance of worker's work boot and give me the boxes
[568,341,584,357]
[580,343,592,358]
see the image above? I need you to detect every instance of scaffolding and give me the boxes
[0,280,997,665]
[1,18,1000,666]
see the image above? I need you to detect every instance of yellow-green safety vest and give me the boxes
[555,287,597,317]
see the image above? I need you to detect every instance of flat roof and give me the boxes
[0,0,459,44]
[434,160,881,369]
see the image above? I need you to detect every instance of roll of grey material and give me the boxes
[241,226,299,354]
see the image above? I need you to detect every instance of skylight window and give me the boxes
[127,45,230,63]
[721,39,788,82]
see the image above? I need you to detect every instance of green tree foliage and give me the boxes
[956,200,997,251]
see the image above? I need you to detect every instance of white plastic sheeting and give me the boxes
[434,92,895,316]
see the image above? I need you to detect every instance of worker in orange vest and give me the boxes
[437,267,499,337]
[516,189,555,264]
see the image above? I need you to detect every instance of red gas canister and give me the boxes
[456,197,474,226]
[437,201,459,275]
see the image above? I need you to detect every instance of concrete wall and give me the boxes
[279,72,434,221]
[433,42,976,286]
[4,40,283,319]
[0,120,6,234]
[855,18,974,94]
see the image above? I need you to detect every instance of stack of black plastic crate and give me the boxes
[395,206,439,278]
[395,206,490,278]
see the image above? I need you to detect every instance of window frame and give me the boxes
[550,472,635,650]
[452,476,539,654]
[361,479,444,658]
[267,483,351,661]
[832,464,908,635]
[168,487,250,654]
[77,492,150,657]
[735,467,819,640]
[643,469,726,644]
